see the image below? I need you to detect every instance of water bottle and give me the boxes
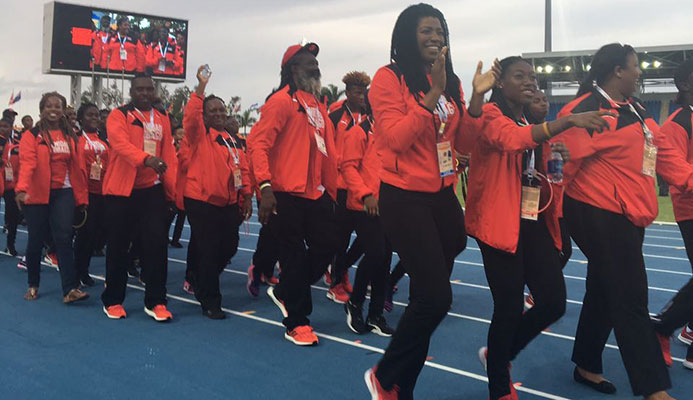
[548,144,564,184]
[200,64,212,79]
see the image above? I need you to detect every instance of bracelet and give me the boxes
[542,122,552,139]
[259,182,272,191]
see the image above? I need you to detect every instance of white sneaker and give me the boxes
[478,346,488,371]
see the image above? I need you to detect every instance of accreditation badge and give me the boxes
[521,186,540,221]
[436,141,455,177]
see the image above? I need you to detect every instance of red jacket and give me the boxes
[107,34,143,72]
[661,106,693,222]
[16,128,88,206]
[77,131,109,195]
[2,136,20,191]
[182,93,252,207]
[370,64,482,193]
[146,39,182,76]
[329,103,364,190]
[464,103,560,253]
[561,90,693,227]
[175,135,191,211]
[341,119,380,211]
[102,104,177,201]
[247,86,338,201]
[91,31,110,69]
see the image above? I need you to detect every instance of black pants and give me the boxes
[184,197,241,311]
[185,231,198,286]
[558,217,572,267]
[168,209,186,244]
[74,193,106,279]
[272,192,337,330]
[331,189,360,286]
[478,219,566,400]
[564,196,670,396]
[102,185,169,309]
[350,210,391,318]
[24,188,77,296]
[3,189,19,249]
[390,261,406,286]
[252,199,280,279]
[375,183,466,399]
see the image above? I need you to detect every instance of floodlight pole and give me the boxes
[544,0,552,97]
[70,74,82,109]
[93,76,103,109]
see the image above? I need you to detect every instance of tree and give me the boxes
[226,96,242,119]
[320,84,344,107]
[80,82,125,109]
[238,109,257,135]
[167,85,193,126]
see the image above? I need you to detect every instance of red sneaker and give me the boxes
[658,333,673,367]
[524,293,535,310]
[103,304,127,319]
[678,324,693,346]
[323,271,332,286]
[183,280,195,295]
[342,271,353,293]
[479,346,518,400]
[261,274,279,286]
[327,284,349,304]
[44,253,58,268]
[364,367,399,400]
[247,265,260,297]
[285,325,318,346]
[144,305,172,322]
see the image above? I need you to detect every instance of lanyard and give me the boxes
[515,115,536,175]
[220,133,240,165]
[134,108,155,127]
[595,86,653,142]
[344,104,362,126]
[117,33,126,48]
[82,131,104,154]
[435,95,449,123]
[300,98,322,133]
[158,41,169,58]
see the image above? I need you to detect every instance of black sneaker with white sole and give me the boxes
[366,315,395,337]
[345,300,368,334]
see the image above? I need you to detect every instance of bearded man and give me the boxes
[247,42,339,346]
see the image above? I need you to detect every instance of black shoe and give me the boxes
[366,315,395,337]
[127,265,140,278]
[345,300,368,334]
[573,367,616,394]
[92,248,105,257]
[80,275,96,287]
[202,308,226,320]
[170,241,183,249]
[4,246,17,257]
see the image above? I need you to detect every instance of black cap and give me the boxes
[674,58,693,88]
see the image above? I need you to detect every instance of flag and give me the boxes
[233,103,241,113]
[249,103,260,112]
[8,91,13,106]
[11,91,21,105]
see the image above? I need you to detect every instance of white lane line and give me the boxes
[163,256,687,364]
[84,272,574,400]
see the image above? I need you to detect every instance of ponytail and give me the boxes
[575,43,636,99]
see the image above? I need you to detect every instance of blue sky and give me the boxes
[0,0,691,118]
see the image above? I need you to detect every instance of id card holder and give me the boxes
[520,186,540,221]
[4,166,12,181]
[315,131,327,156]
[144,139,157,156]
[119,48,127,61]
[158,59,166,72]
[232,168,243,190]
[90,162,102,181]
[437,141,455,177]
[642,142,657,178]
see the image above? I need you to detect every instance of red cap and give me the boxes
[281,42,319,68]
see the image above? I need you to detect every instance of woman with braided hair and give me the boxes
[16,91,89,303]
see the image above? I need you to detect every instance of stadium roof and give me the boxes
[522,43,693,91]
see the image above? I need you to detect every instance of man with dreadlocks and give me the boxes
[247,41,338,346]
[16,91,89,303]
[363,4,499,399]
[101,73,177,322]
[181,66,252,319]
[325,71,371,304]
